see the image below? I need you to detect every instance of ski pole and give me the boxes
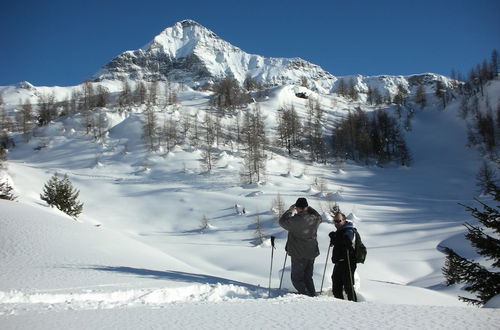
[278,252,288,290]
[320,244,331,294]
[346,249,357,302]
[268,236,275,297]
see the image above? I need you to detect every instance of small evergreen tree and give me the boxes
[441,182,500,305]
[40,174,83,218]
[0,179,16,201]
[40,174,58,206]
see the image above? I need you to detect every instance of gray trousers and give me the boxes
[290,256,316,297]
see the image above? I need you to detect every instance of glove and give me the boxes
[328,231,336,246]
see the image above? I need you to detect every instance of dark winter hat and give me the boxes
[295,198,308,208]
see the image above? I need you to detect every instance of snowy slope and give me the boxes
[2,81,499,329]
[0,200,201,292]
[1,153,499,329]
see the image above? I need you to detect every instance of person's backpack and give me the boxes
[352,228,367,264]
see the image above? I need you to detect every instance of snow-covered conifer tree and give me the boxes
[40,174,84,218]
[442,182,500,305]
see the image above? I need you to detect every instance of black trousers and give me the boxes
[332,261,357,301]
[290,256,316,297]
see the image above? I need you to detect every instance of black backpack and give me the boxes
[352,228,367,264]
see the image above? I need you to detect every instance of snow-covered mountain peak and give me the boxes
[94,20,336,92]
[142,19,233,58]
[92,19,465,97]
[93,20,462,97]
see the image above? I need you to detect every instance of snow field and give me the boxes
[1,81,499,328]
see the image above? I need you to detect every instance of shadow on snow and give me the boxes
[83,265,264,291]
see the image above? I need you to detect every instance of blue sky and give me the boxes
[1,0,499,86]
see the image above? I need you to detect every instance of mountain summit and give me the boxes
[94,20,336,92]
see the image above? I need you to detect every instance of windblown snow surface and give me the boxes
[1,81,500,329]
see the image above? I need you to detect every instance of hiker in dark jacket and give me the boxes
[329,212,357,301]
[279,197,322,296]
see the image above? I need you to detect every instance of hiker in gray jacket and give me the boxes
[279,197,322,296]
